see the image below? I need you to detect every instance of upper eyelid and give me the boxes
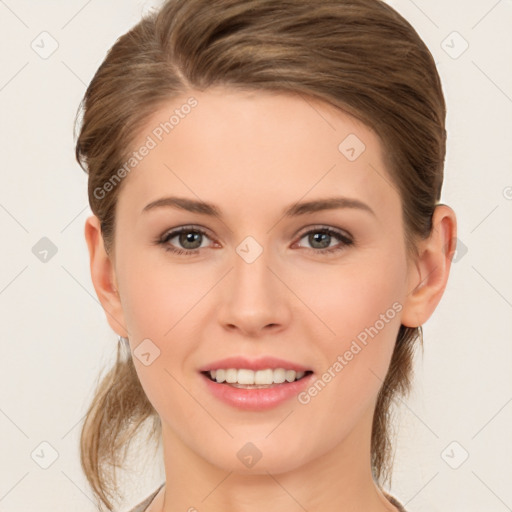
[297,225,352,239]
[161,225,215,242]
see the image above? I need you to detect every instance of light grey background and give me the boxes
[1,1,511,511]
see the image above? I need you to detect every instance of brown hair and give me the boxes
[75,0,445,509]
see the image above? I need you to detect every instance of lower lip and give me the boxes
[200,372,315,411]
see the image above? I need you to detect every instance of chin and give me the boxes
[195,435,315,476]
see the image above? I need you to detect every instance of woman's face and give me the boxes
[104,88,420,474]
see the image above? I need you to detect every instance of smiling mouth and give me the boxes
[201,368,314,388]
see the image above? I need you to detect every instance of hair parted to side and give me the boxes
[75,0,445,509]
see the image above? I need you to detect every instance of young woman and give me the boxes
[76,0,457,510]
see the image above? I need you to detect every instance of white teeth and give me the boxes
[225,368,237,383]
[273,368,286,383]
[237,369,255,384]
[285,370,295,382]
[254,369,273,385]
[209,368,309,385]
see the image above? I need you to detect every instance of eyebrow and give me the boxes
[141,195,375,218]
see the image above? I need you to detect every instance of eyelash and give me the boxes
[155,225,354,257]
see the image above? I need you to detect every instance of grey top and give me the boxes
[384,491,408,511]
[126,484,407,512]
[126,483,164,512]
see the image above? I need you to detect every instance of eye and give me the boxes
[155,224,354,257]
[295,226,353,255]
[156,226,214,256]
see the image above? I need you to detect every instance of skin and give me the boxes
[85,87,456,512]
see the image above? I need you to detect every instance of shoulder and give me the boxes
[125,483,165,512]
[382,491,408,512]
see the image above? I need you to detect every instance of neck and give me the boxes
[152,406,397,512]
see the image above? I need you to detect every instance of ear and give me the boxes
[84,214,128,337]
[401,204,457,328]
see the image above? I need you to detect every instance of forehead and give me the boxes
[116,87,400,222]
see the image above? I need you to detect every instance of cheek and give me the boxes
[307,251,405,343]
[117,253,198,339]
[298,251,405,409]
[117,261,197,420]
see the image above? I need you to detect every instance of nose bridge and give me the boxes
[218,235,287,333]
[232,235,277,305]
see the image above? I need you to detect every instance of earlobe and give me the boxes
[84,215,128,337]
[400,204,457,328]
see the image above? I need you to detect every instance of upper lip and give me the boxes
[199,356,312,373]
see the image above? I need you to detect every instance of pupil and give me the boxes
[311,232,330,249]
[180,231,201,249]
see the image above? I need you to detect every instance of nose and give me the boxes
[216,243,291,337]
